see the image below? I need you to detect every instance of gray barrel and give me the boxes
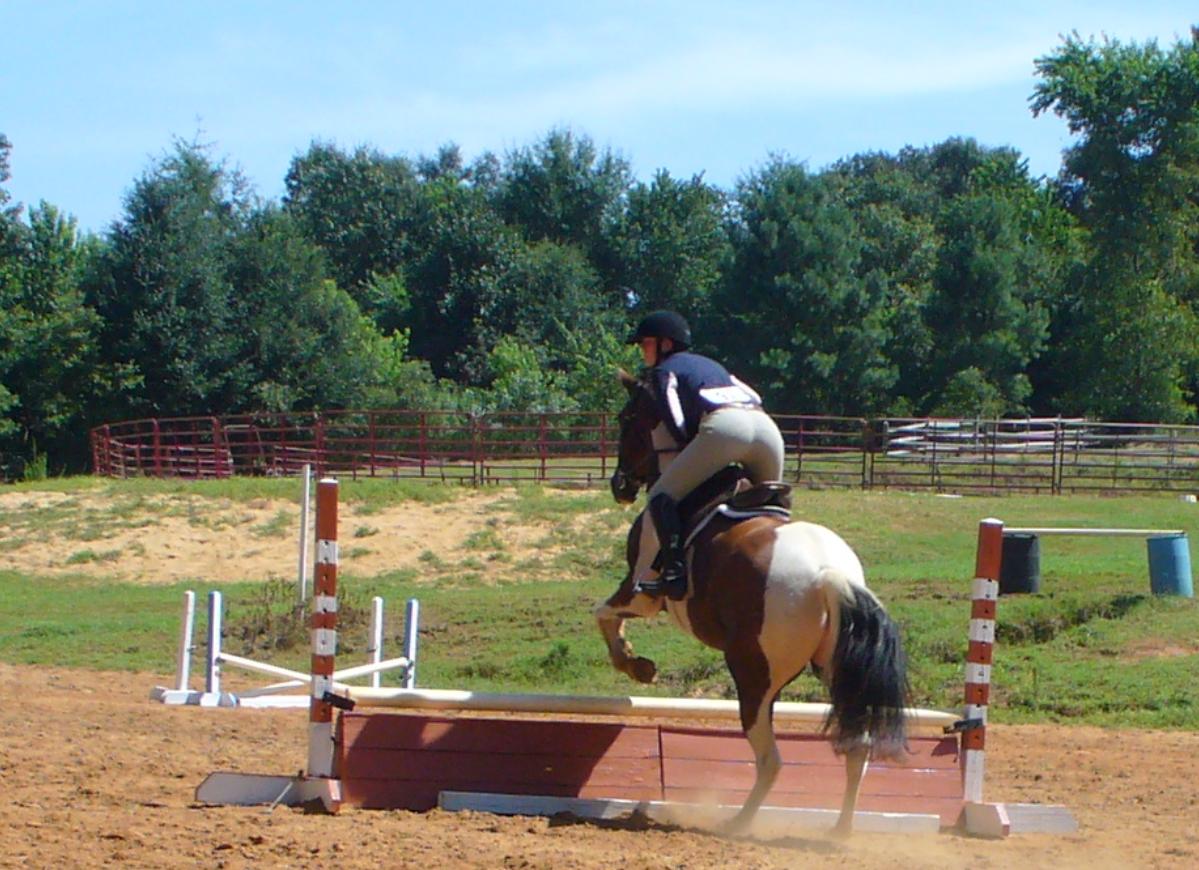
[999,532,1041,594]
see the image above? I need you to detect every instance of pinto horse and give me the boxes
[595,371,911,835]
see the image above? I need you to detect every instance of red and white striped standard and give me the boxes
[963,518,1003,804]
[307,478,340,779]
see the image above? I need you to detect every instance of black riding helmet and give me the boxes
[627,310,691,350]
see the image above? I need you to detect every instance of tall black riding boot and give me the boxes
[645,492,688,600]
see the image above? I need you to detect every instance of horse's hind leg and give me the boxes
[832,742,869,837]
[721,650,782,834]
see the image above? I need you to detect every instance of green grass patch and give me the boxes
[251,508,295,538]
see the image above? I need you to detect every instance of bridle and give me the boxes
[610,381,665,501]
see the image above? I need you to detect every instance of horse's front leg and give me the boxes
[594,580,662,684]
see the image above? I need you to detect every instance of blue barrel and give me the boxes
[1146,534,1193,597]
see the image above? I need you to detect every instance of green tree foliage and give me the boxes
[0,134,21,439]
[611,169,729,319]
[715,159,895,414]
[226,205,412,411]
[283,142,422,298]
[835,140,1064,417]
[85,140,405,419]
[1033,30,1199,421]
[0,139,110,476]
[921,143,1053,416]
[401,175,521,382]
[491,128,631,279]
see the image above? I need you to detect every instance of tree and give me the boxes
[85,140,253,416]
[400,176,521,382]
[0,137,111,476]
[610,170,729,319]
[87,139,410,420]
[1032,30,1199,420]
[492,128,631,275]
[225,205,412,411]
[0,134,21,443]
[832,150,940,414]
[714,159,895,415]
[922,192,1049,415]
[834,140,1067,417]
[284,142,422,297]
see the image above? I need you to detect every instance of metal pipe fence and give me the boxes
[90,410,1199,495]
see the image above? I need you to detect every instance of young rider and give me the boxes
[628,310,785,600]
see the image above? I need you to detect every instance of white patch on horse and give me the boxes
[758,522,867,682]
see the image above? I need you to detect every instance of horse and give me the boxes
[594,370,911,836]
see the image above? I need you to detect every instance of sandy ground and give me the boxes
[2,488,1198,867]
[0,663,1196,869]
[0,488,560,585]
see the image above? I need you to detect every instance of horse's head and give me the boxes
[610,369,661,504]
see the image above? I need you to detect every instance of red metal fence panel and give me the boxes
[89,411,1199,495]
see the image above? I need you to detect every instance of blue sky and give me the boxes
[3,1,1195,233]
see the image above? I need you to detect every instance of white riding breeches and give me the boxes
[633,407,785,588]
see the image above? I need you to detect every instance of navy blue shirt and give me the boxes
[649,352,763,443]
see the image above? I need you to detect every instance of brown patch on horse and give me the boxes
[683,515,786,731]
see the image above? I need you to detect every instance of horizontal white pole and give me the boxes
[328,655,412,682]
[216,654,413,699]
[343,687,959,729]
[1005,527,1184,537]
[217,652,310,684]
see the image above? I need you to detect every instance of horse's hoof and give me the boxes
[718,814,751,837]
[630,657,658,684]
[828,821,853,840]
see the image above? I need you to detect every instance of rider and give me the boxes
[628,310,785,600]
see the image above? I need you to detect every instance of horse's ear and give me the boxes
[617,368,639,393]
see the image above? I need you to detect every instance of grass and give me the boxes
[0,477,1196,729]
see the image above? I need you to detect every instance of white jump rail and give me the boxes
[1006,527,1184,536]
[342,686,959,729]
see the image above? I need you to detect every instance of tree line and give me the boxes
[2,31,1198,479]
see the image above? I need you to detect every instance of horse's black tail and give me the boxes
[825,584,910,760]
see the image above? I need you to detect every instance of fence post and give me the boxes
[538,414,548,482]
[314,413,326,477]
[1052,418,1064,495]
[599,412,608,480]
[369,411,377,479]
[419,412,428,478]
[471,413,483,486]
[795,420,805,483]
[988,419,998,492]
[212,416,228,478]
[860,419,872,490]
[152,419,162,478]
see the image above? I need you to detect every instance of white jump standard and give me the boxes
[151,467,419,708]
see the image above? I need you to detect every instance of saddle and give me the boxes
[676,467,792,549]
